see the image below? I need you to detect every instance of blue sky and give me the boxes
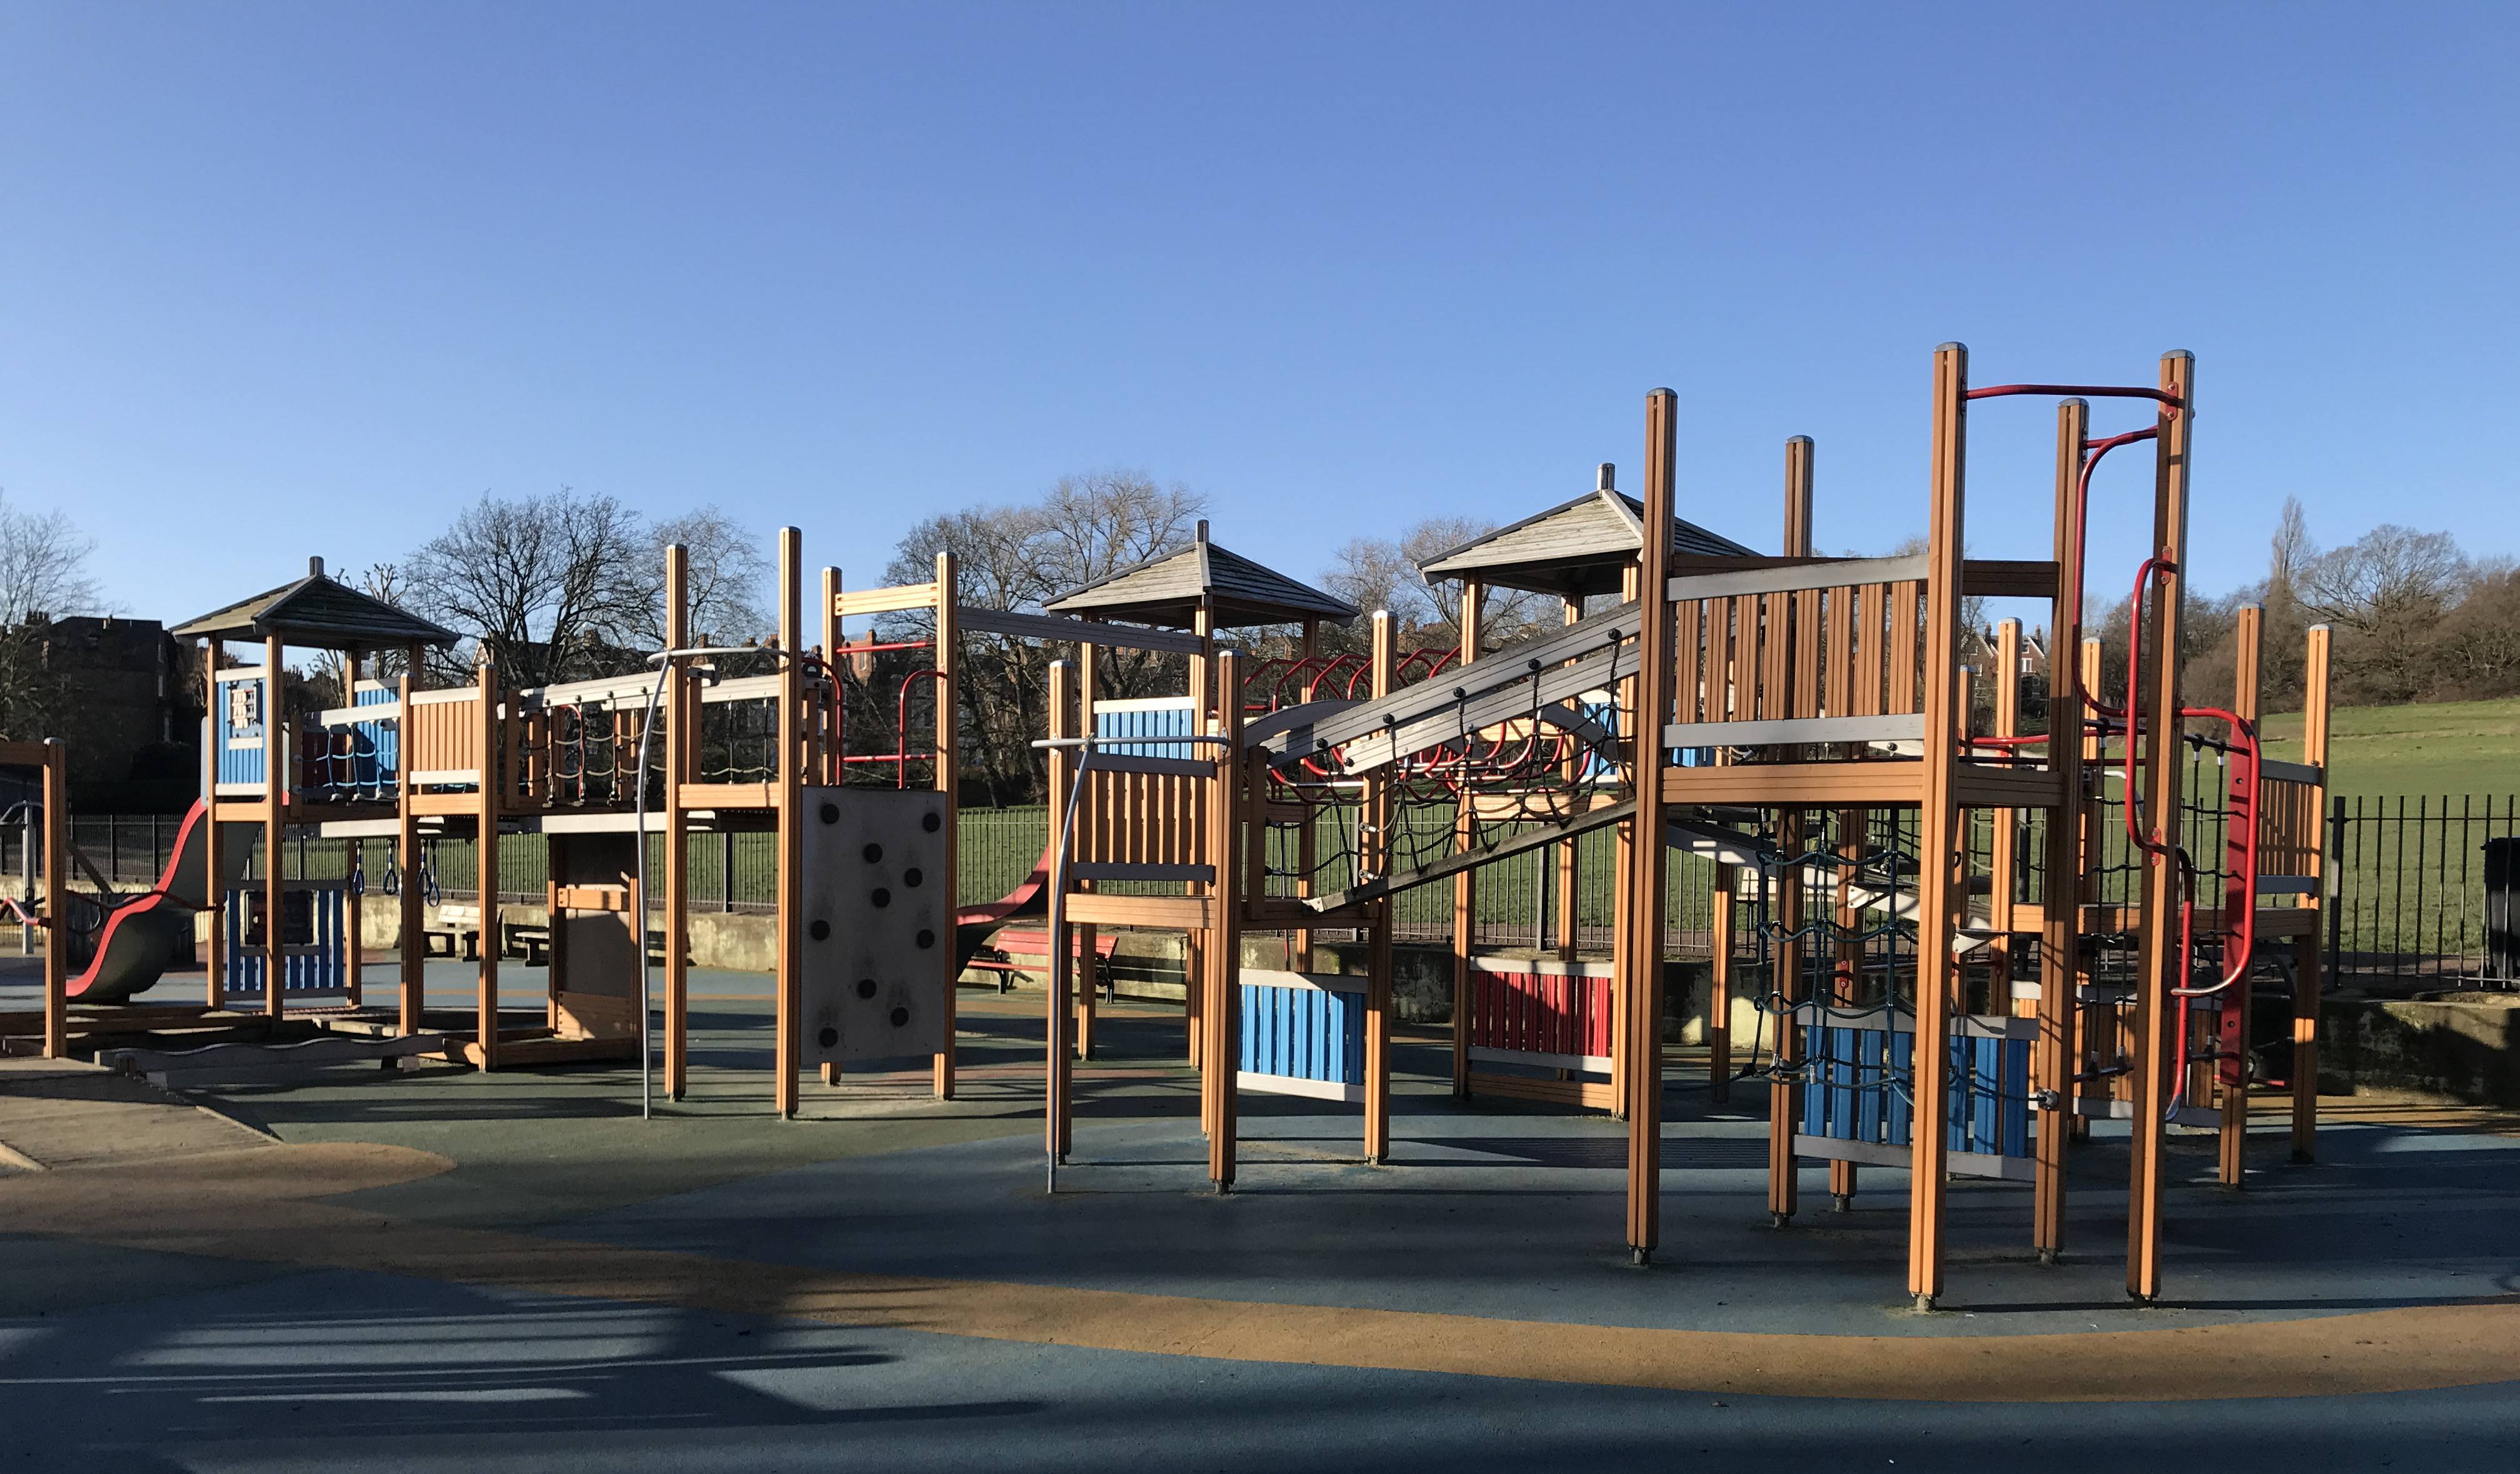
[2,2,2511,627]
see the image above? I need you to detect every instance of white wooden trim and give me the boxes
[1467,955,1614,979]
[1240,968,1369,995]
[1667,553,1928,602]
[1237,1070,1365,1103]
[1663,713,1926,749]
[1468,1045,1612,1073]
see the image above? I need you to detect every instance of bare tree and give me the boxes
[1320,518,1546,655]
[875,474,1210,806]
[402,489,653,687]
[652,505,771,647]
[0,492,104,739]
[2296,524,2470,702]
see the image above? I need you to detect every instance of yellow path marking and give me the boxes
[5,1140,2519,1402]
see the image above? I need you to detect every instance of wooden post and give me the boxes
[933,550,959,1100]
[1046,658,1075,1161]
[1294,617,1320,977]
[472,657,500,1067]
[2079,635,2108,1138]
[1451,580,1484,1097]
[2219,603,2262,1188]
[1991,619,2022,1014]
[398,654,422,1037]
[1074,633,1101,1060]
[664,547,693,1098]
[199,639,222,1010]
[262,634,286,1020]
[1624,389,1679,1263]
[1365,612,1396,1163]
[1558,594,1584,963]
[344,654,364,1010]
[40,741,66,1058]
[1906,344,1972,1309]
[1206,650,1244,1192]
[774,527,804,1117]
[2292,623,2332,1162]
[1184,595,1213,1069]
[1768,436,1813,1226]
[2127,351,2197,1303]
[2034,399,2089,1259]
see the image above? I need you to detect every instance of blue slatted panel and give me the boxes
[1801,1023,2032,1159]
[224,887,350,1000]
[1239,980,1365,1085]
[215,673,268,787]
[1094,702,1195,758]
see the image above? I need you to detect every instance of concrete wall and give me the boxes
[324,902,2520,1106]
[2320,992,2520,1107]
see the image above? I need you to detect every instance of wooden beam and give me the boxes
[1366,611,1394,1163]
[2293,622,2332,1163]
[2033,397,2088,1261]
[933,550,959,1101]
[774,527,803,1118]
[1452,581,1482,1100]
[2127,351,2197,1303]
[2220,602,2262,1188]
[1046,658,1074,1162]
[665,547,693,1099]
[1206,650,1244,1192]
[1769,434,1814,1227]
[1624,388,1679,1264]
[1906,342,1971,1309]
[262,634,285,1022]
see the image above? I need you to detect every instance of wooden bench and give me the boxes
[967,927,1119,995]
[427,904,483,961]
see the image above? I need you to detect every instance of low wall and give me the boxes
[2319,992,2520,1107]
[247,902,2520,1105]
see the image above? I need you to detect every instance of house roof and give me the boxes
[1417,465,1759,598]
[172,559,460,651]
[1044,528,1359,630]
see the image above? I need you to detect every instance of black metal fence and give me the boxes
[28,797,2517,989]
[2326,795,2520,989]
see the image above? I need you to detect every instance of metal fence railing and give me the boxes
[2326,795,2520,990]
[39,797,2517,990]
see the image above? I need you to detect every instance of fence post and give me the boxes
[721,829,735,912]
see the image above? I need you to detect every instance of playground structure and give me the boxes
[1038,344,2338,1307]
[7,340,2339,1312]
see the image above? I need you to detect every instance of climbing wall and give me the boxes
[798,785,951,1067]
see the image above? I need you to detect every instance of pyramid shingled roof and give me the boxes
[1044,530,1359,630]
[1417,465,1759,598]
[172,559,461,651]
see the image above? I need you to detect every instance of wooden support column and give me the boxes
[1557,594,1584,963]
[344,654,364,1010]
[1451,580,1484,1098]
[1365,612,1396,1163]
[1828,810,1862,1208]
[397,652,422,1037]
[2219,604,2263,1188]
[1768,436,1814,1226]
[1624,389,1679,1263]
[2127,351,2197,1303]
[201,639,224,1012]
[1205,650,1244,1192]
[1073,635,1101,1061]
[933,551,959,1100]
[40,740,66,1058]
[2292,623,2332,1163]
[1991,619,2022,1015]
[2034,398,2089,1259]
[1294,617,1320,976]
[262,633,285,1020]
[774,527,804,1118]
[664,549,694,1098]
[1906,343,1972,1309]
[1184,592,1212,1070]
[472,657,501,1067]
[1046,659,1076,1162]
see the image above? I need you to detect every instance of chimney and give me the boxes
[1598,463,1615,491]
[1194,519,1209,545]
[309,556,326,577]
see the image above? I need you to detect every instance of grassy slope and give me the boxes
[2258,695,2520,801]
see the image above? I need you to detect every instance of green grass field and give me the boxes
[2258,695,2520,800]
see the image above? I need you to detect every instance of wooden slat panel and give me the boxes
[1064,892,1214,929]
[1662,762,1924,807]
